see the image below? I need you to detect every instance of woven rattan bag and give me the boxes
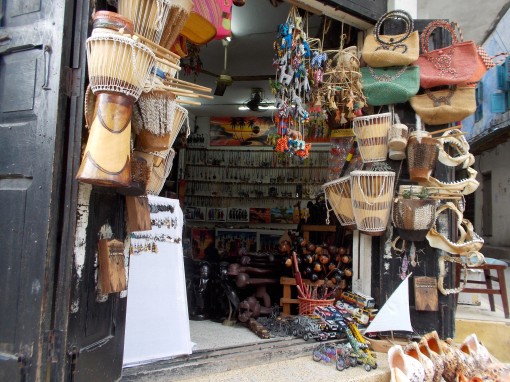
[409,87,476,125]
[360,65,419,106]
[362,10,419,67]
[416,20,478,88]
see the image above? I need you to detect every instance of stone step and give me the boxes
[122,337,390,382]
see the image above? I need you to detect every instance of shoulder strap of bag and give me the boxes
[420,20,459,54]
[374,9,414,46]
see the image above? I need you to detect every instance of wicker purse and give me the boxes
[416,20,478,88]
[362,10,419,67]
[409,86,476,125]
[360,65,420,106]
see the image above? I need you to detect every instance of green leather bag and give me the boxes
[361,65,420,106]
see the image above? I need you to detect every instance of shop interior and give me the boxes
[166,1,367,353]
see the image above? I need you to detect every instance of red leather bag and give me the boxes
[416,20,478,89]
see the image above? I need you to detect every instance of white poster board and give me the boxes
[123,196,192,366]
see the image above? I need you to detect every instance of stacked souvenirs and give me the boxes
[320,10,509,296]
[76,1,218,232]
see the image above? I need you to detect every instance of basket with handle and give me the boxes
[298,297,335,316]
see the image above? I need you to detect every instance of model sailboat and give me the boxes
[363,274,413,352]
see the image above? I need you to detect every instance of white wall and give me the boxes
[474,139,510,247]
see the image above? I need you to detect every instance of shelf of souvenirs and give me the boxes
[183,166,329,184]
[183,147,330,168]
[183,203,310,224]
[184,191,320,209]
[185,181,321,198]
[184,178,326,186]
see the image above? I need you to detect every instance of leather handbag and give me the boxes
[362,10,419,67]
[409,86,476,125]
[416,20,478,88]
[360,65,420,105]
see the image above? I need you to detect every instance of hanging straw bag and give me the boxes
[409,86,476,125]
[362,10,419,67]
[416,20,478,89]
[360,65,420,105]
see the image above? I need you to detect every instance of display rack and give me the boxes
[181,147,331,218]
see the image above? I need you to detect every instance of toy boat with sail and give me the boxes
[362,274,415,352]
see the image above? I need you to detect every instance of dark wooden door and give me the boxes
[65,187,128,382]
[59,1,129,381]
[0,0,72,380]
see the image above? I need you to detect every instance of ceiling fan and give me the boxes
[214,39,233,96]
[240,88,275,112]
[201,39,276,96]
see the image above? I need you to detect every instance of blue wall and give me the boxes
[463,8,510,142]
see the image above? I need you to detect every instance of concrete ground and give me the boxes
[122,262,510,381]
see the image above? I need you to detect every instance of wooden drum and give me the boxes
[406,131,440,182]
[133,91,188,152]
[159,0,194,50]
[76,31,156,187]
[147,148,176,195]
[350,170,396,236]
[322,176,356,229]
[118,0,182,45]
[353,112,391,163]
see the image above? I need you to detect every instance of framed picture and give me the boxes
[215,229,257,257]
[184,206,206,221]
[190,228,215,260]
[270,207,295,224]
[227,207,250,222]
[257,230,285,252]
[206,207,227,222]
[209,117,275,146]
[249,208,271,224]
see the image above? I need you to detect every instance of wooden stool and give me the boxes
[458,258,509,319]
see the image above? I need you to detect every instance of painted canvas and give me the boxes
[210,117,275,146]
[249,208,271,224]
[215,229,257,257]
[190,228,215,260]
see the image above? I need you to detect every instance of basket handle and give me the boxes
[420,20,459,55]
[373,9,414,46]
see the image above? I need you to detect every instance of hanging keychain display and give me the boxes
[272,6,312,159]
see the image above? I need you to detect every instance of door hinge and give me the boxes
[16,351,31,382]
[64,67,82,97]
[46,330,63,363]
[67,346,80,382]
